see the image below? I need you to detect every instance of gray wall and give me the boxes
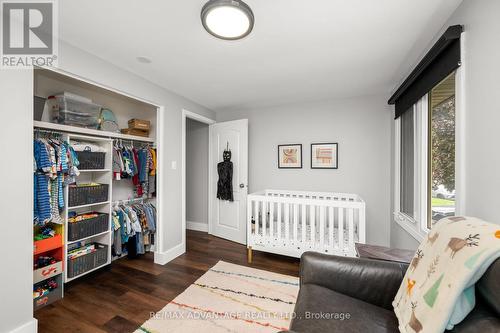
[186,119,209,225]
[449,0,500,224]
[391,0,500,249]
[217,95,393,246]
[0,71,36,333]
[0,41,215,333]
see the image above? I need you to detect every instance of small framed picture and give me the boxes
[311,143,338,169]
[278,144,302,168]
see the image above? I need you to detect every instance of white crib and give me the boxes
[247,189,366,261]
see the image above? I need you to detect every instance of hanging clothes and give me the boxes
[112,140,157,198]
[33,135,77,226]
[111,201,156,258]
[217,149,234,202]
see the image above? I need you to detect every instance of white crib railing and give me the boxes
[247,189,366,261]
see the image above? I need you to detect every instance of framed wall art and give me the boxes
[278,144,302,168]
[311,143,338,169]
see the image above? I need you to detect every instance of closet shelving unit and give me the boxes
[64,133,113,283]
[32,124,158,283]
[33,67,161,311]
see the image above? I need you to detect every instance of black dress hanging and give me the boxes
[217,149,234,202]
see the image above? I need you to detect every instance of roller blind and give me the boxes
[400,106,415,217]
[388,25,463,119]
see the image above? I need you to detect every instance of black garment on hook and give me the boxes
[217,150,234,202]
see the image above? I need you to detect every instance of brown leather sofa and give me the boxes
[283,252,500,333]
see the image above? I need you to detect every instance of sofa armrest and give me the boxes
[300,251,408,310]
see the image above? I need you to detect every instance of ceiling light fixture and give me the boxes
[201,0,254,40]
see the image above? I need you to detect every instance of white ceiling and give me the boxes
[59,0,462,112]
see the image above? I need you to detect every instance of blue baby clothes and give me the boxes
[57,175,64,209]
[34,173,52,225]
[33,138,73,226]
[50,179,63,224]
[60,144,68,172]
[138,149,149,183]
[34,140,52,173]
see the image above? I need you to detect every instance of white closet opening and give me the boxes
[32,67,163,310]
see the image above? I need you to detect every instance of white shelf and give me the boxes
[34,121,155,143]
[68,201,110,210]
[78,169,111,173]
[67,230,111,244]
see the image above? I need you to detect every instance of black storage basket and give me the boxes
[67,243,108,278]
[76,151,106,170]
[68,184,109,207]
[68,213,109,241]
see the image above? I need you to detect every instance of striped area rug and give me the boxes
[136,261,299,333]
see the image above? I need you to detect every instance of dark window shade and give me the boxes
[389,25,463,119]
[401,107,415,217]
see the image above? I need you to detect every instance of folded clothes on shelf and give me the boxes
[34,225,56,241]
[67,243,97,260]
[67,212,99,223]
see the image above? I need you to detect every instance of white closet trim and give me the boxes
[33,121,155,143]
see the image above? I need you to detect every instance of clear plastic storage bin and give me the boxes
[48,95,101,129]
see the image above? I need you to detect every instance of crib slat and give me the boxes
[358,207,366,244]
[338,208,344,249]
[319,206,325,250]
[293,204,298,243]
[329,207,334,250]
[310,205,316,245]
[254,200,259,236]
[269,201,274,240]
[348,208,354,248]
[262,200,267,239]
[301,204,306,243]
[248,199,253,243]
[285,203,290,241]
[277,202,282,240]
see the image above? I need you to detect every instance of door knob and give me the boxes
[239,183,246,188]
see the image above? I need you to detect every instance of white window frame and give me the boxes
[394,96,429,242]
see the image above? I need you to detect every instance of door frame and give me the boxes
[181,109,216,249]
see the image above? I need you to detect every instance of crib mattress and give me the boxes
[251,220,357,250]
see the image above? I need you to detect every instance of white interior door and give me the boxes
[210,119,248,244]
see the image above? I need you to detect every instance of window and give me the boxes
[428,74,456,228]
[394,73,456,238]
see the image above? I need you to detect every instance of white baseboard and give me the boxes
[187,221,208,232]
[9,318,37,333]
[154,242,185,265]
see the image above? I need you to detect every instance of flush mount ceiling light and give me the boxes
[201,0,254,40]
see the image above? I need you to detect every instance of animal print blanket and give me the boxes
[393,216,500,333]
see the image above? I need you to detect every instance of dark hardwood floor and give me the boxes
[35,230,300,333]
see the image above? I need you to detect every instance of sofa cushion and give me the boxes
[449,300,500,333]
[476,258,500,316]
[290,284,399,333]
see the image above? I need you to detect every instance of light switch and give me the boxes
[171,161,177,170]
